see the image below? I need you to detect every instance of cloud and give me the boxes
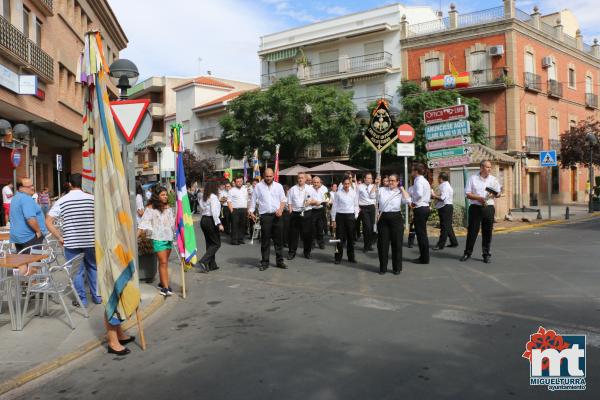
[108,0,286,84]
[261,0,318,23]
[535,0,600,39]
[324,6,350,16]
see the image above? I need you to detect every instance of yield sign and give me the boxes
[110,99,150,143]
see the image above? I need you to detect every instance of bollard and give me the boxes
[536,209,543,220]
[565,206,570,220]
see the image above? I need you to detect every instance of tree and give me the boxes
[559,118,600,169]
[218,76,357,162]
[182,149,214,184]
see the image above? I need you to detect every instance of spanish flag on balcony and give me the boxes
[430,71,470,91]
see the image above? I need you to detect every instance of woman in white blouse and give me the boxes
[197,181,224,272]
[138,187,175,297]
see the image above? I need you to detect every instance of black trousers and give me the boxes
[335,213,356,261]
[312,207,327,247]
[289,210,313,255]
[359,204,376,250]
[230,208,247,244]
[260,213,284,266]
[413,206,430,263]
[377,212,404,273]
[464,205,495,257]
[15,235,45,253]
[200,216,221,269]
[436,204,458,248]
[221,206,231,235]
[281,209,291,247]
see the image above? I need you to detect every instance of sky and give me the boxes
[109,0,600,84]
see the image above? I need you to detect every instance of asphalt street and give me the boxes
[4,218,600,400]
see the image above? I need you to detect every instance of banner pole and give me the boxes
[135,308,147,351]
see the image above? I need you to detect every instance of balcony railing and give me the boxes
[261,67,298,87]
[457,6,505,28]
[549,139,561,153]
[347,52,392,73]
[301,143,349,159]
[547,79,563,98]
[304,60,339,80]
[524,72,541,92]
[32,0,53,15]
[302,52,392,81]
[463,68,509,90]
[586,93,598,109]
[194,127,221,142]
[525,136,543,153]
[408,17,450,36]
[487,135,508,151]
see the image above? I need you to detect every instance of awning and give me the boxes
[264,48,298,62]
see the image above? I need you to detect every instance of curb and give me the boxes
[0,292,165,397]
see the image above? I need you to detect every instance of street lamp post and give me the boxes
[153,142,165,185]
[262,150,271,171]
[585,132,598,213]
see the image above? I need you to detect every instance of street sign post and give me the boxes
[423,104,469,125]
[425,120,471,141]
[397,124,415,143]
[540,150,558,220]
[56,154,62,197]
[397,143,415,157]
[10,149,21,187]
[427,146,471,159]
[427,155,472,169]
[395,123,415,232]
[425,136,471,151]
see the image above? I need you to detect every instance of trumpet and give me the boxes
[329,219,340,254]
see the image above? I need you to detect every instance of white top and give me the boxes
[311,185,329,209]
[287,184,316,212]
[331,188,359,219]
[378,187,410,212]
[249,180,286,215]
[138,207,175,241]
[412,175,431,208]
[2,186,13,204]
[329,191,336,204]
[48,189,95,248]
[135,194,145,224]
[358,183,377,206]
[199,193,222,226]
[465,173,501,206]
[227,186,249,209]
[218,189,229,206]
[434,181,454,209]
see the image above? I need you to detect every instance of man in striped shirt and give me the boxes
[46,173,99,307]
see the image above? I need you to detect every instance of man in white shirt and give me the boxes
[2,182,13,224]
[287,172,319,259]
[410,163,432,264]
[311,176,329,250]
[331,176,359,264]
[357,173,378,252]
[219,182,232,235]
[461,160,501,264]
[432,172,458,250]
[249,168,287,271]
[228,176,249,245]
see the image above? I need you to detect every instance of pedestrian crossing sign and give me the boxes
[540,150,558,167]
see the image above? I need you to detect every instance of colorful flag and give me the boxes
[224,168,233,182]
[253,148,261,180]
[243,156,248,183]
[77,32,140,323]
[172,123,198,267]
[449,59,459,77]
[274,144,280,182]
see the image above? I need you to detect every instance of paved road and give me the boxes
[5,218,600,400]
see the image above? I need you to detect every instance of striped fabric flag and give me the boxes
[172,123,198,267]
[274,144,280,182]
[77,32,140,323]
[253,148,261,180]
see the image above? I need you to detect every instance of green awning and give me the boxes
[264,48,298,62]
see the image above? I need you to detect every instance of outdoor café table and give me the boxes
[0,254,46,330]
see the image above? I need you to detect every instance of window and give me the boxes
[552,166,559,194]
[547,60,556,81]
[568,67,576,88]
[525,52,535,73]
[2,0,10,20]
[469,51,487,72]
[569,119,577,130]
[35,18,41,46]
[586,75,593,94]
[364,41,383,56]
[481,111,491,137]
[423,58,440,78]
[22,6,29,38]
[549,116,559,140]
[526,111,537,136]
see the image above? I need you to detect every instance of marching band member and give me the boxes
[248,168,287,271]
[376,174,411,275]
[410,163,431,264]
[331,176,359,265]
[227,176,249,245]
[287,172,319,259]
[218,182,231,235]
[357,173,378,252]
[311,176,329,250]
[432,172,458,250]
[197,181,224,272]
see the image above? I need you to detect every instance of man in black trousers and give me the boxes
[331,176,359,264]
[357,173,378,252]
[227,176,249,245]
[460,160,501,264]
[410,163,431,264]
[432,172,459,250]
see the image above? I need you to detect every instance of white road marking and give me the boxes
[227,284,240,288]
[433,309,501,326]
[352,298,409,312]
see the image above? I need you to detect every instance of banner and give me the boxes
[274,144,280,182]
[253,148,261,180]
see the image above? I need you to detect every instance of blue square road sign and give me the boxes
[540,150,557,167]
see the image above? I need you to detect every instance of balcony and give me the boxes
[214,156,244,171]
[261,67,298,87]
[525,136,543,153]
[148,103,165,119]
[458,68,509,93]
[299,143,349,161]
[300,52,392,83]
[586,93,598,109]
[549,139,561,153]
[487,135,508,151]
[524,72,541,92]
[136,161,158,176]
[31,0,54,16]
[194,126,221,143]
[0,16,54,82]
[547,79,563,98]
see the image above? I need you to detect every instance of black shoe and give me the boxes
[304,253,311,259]
[460,254,471,262]
[483,255,491,264]
[238,241,246,245]
[393,270,401,275]
[107,345,131,356]
[432,246,443,251]
[287,253,296,260]
[318,244,325,249]
[231,242,239,246]
[378,271,386,275]
[447,244,459,248]
[334,259,341,265]
[276,263,288,269]
[411,258,428,264]
[348,258,357,263]
[196,262,209,273]
[259,265,268,271]
[119,336,136,345]
[209,265,220,271]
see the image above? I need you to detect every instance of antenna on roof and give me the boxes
[197,57,203,75]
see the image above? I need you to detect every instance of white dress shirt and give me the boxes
[331,188,359,219]
[198,193,222,226]
[311,185,329,209]
[465,173,501,206]
[227,186,249,209]
[287,184,316,212]
[412,175,431,208]
[218,189,229,206]
[358,183,377,206]
[249,180,286,214]
[434,181,454,209]
[378,187,410,212]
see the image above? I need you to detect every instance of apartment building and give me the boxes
[400,0,600,207]
[0,0,126,194]
[258,3,437,164]
[170,75,258,173]
[127,76,189,182]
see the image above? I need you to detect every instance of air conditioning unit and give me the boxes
[341,79,353,89]
[541,56,553,68]
[488,45,504,57]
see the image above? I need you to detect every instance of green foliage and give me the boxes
[218,76,357,162]
[559,118,600,169]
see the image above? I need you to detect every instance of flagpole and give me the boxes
[135,308,147,350]
[175,151,187,300]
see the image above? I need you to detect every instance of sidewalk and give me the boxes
[0,258,181,393]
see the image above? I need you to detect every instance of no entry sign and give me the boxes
[397,124,415,143]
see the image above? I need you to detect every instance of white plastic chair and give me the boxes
[0,241,14,318]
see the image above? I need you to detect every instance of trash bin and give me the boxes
[138,253,157,283]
